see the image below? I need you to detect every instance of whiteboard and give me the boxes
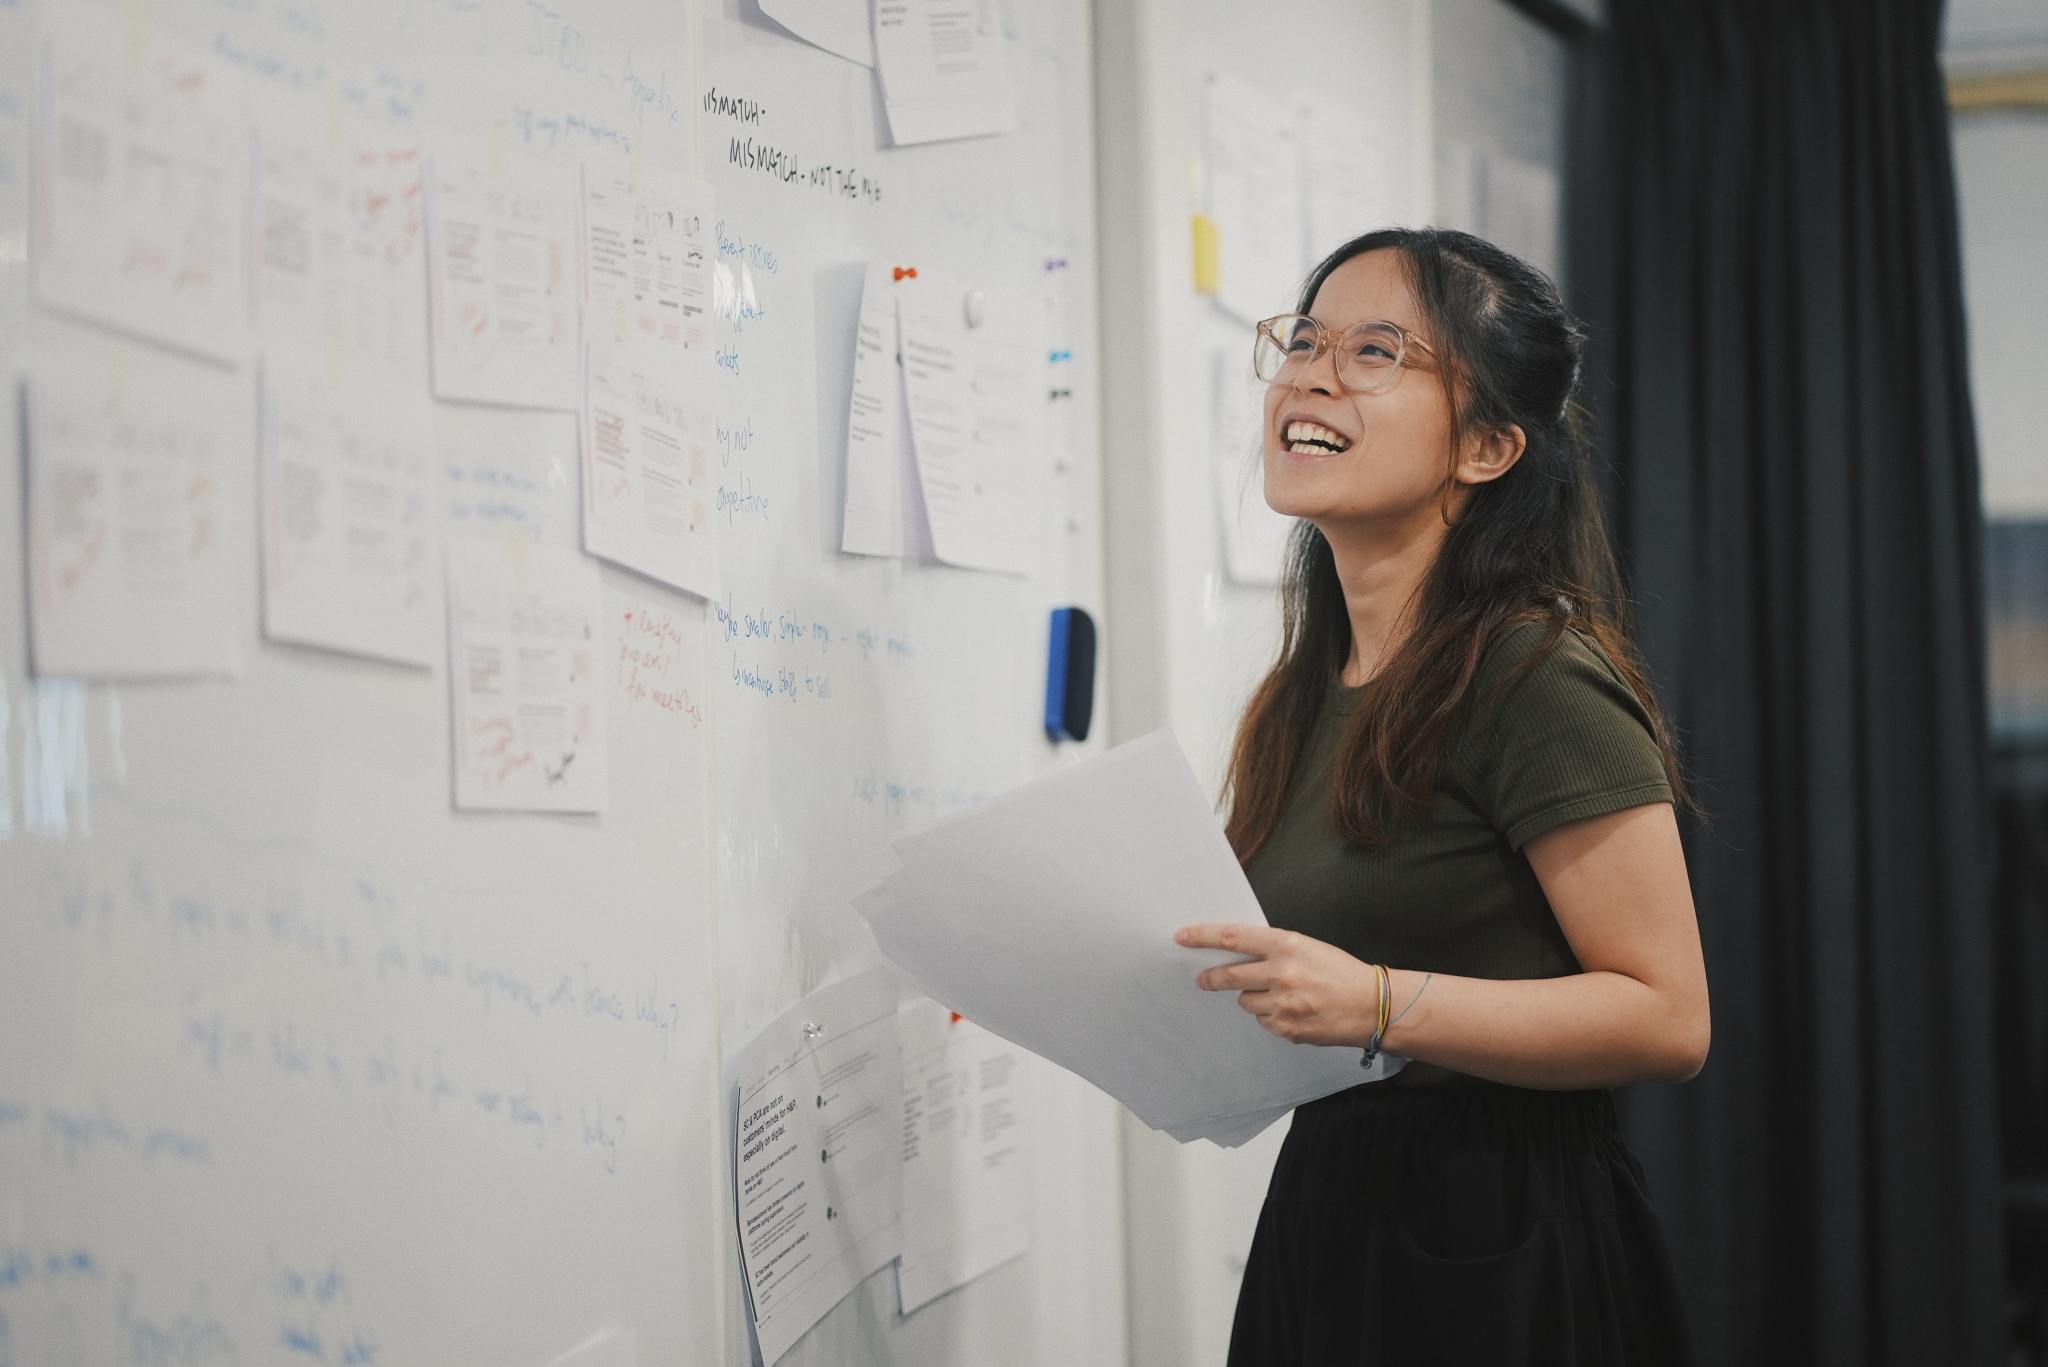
[0,0,1122,1363]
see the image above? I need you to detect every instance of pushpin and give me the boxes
[1049,349,1072,363]
[1044,257,1068,271]
[963,288,986,329]
[893,265,918,282]
[1049,388,1073,400]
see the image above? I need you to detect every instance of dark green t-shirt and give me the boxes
[1242,620,1676,1089]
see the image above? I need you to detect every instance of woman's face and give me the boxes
[1260,249,1458,528]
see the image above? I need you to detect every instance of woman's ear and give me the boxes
[1462,423,1527,483]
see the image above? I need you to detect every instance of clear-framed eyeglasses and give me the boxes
[1252,314,1438,395]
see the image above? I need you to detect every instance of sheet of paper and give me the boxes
[730,969,904,1367]
[253,106,429,380]
[840,262,936,559]
[446,538,609,812]
[757,0,874,66]
[853,732,1405,1144]
[1211,345,1293,586]
[896,272,1042,576]
[582,167,714,370]
[427,140,580,409]
[580,167,719,598]
[26,351,243,678]
[873,0,1018,146]
[895,998,1032,1314]
[1203,71,1305,326]
[260,355,439,666]
[1296,97,1391,265]
[33,10,248,361]
[1165,1103,1294,1150]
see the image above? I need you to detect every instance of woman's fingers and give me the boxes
[1175,922,1290,956]
[1198,959,1278,991]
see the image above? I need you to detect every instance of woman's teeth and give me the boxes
[1284,420,1351,455]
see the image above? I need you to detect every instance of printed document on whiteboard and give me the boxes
[579,166,719,599]
[427,139,580,409]
[757,0,874,66]
[260,356,440,666]
[1295,97,1393,269]
[1203,70,1305,326]
[894,997,1032,1314]
[873,0,1017,145]
[33,8,249,361]
[253,103,430,380]
[1210,344,1295,586]
[896,271,1042,576]
[26,349,244,678]
[730,969,903,1366]
[840,262,937,561]
[446,538,609,812]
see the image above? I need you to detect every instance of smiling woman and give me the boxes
[1182,227,1711,1366]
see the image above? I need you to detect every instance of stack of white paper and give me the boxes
[852,732,1404,1148]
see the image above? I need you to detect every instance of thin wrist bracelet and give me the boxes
[1360,962,1393,1068]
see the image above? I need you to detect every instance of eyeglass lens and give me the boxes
[1254,316,1406,392]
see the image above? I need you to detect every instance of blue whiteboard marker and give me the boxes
[1044,607,1097,742]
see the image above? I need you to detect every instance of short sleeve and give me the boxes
[1452,622,1676,851]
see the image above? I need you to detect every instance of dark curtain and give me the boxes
[1564,1,2006,1363]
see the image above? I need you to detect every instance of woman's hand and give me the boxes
[1174,922,1384,1047]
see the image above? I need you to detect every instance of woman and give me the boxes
[1174,227,1710,1365]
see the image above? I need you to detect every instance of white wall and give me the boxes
[1952,112,2048,517]
[1431,0,1573,282]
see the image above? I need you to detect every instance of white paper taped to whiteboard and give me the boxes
[757,0,875,67]
[896,270,1044,576]
[252,103,430,381]
[427,138,580,410]
[579,164,721,599]
[26,349,245,678]
[32,7,250,362]
[873,0,1018,146]
[446,537,609,812]
[261,354,441,667]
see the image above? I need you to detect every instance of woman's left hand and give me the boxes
[1174,922,1383,1047]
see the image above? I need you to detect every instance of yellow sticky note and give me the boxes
[1191,214,1220,296]
[125,0,153,67]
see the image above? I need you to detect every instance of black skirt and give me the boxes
[1226,1081,1700,1367]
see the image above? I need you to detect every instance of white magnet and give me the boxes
[963,288,986,328]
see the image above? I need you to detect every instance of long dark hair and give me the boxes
[1222,227,1703,858]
